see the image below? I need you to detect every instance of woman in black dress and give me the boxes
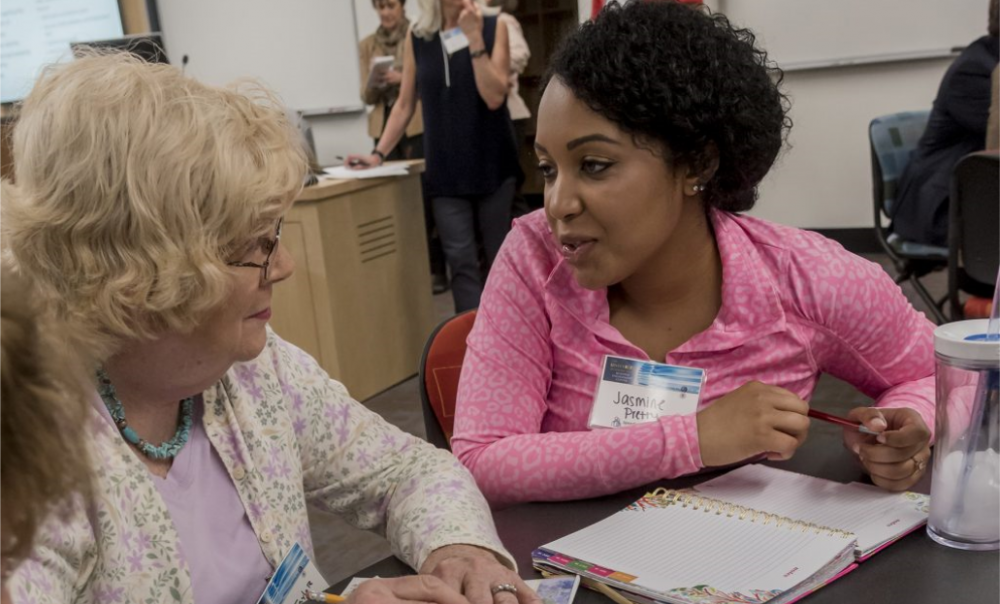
[350,0,521,313]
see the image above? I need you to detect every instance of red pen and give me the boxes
[808,409,879,435]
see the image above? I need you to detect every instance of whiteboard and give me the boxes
[156,0,363,113]
[716,0,986,70]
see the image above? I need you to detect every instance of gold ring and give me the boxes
[491,583,518,597]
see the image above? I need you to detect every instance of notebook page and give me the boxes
[541,496,854,600]
[691,465,928,553]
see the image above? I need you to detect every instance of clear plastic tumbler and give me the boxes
[927,319,1000,551]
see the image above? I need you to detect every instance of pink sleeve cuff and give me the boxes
[657,413,704,478]
[874,376,937,442]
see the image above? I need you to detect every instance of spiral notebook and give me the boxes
[532,465,930,604]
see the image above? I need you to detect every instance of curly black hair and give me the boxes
[545,0,791,212]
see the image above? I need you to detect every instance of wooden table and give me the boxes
[329,422,999,603]
[270,161,436,401]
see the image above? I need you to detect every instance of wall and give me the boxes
[719,0,982,228]
[570,1,975,229]
[749,60,952,228]
[718,0,982,69]
[150,0,372,167]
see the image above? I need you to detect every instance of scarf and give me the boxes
[375,17,410,68]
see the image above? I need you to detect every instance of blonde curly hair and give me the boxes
[0,263,93,567]
[2,51,308,359]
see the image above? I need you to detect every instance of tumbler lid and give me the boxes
[934,319,1000,363]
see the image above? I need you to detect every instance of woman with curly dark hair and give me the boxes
[451,0,937,507]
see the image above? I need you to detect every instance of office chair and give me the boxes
[869,111,949,324]
[419,310,478,450]
[947,152,999,320]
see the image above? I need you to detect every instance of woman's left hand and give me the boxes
[419,544,541,604]
[457,0,484,42]
[844,407,932,492]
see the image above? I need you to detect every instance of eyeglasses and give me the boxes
[227,218,283,285]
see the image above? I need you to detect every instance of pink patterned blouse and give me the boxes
[451,209,936,508]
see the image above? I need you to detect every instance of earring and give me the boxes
[692,184,706,193]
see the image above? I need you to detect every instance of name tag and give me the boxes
[257,542,326,604]
[441,27,470,55]
[588,355,705,429]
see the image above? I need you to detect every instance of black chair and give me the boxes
[869,111,949,323]
[947,151,999,320]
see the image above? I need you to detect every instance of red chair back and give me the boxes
[419,310,477,449]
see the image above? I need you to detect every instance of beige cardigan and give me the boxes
[359,32,424,141]
[9,329,512,603]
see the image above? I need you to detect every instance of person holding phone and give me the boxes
[359,0,449,295]
[359,0,421,158]
[349,0,521,313]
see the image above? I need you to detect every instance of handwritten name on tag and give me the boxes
[588,355,705,429]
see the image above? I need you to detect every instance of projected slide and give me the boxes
[1,0,123,103]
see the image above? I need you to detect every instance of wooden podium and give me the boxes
[270,161,436,401]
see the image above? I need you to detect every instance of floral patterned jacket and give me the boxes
[9,329,512,603]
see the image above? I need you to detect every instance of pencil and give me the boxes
[808,409,879,435]
[302,589,346,603]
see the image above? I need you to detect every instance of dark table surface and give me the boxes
[331,425,999,603]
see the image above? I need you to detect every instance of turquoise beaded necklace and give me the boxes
[97,368,195,460]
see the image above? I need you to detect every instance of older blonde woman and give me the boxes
[1,262,94,604]
[3,53,536,604]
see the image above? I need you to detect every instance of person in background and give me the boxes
[3,52,535,604]
[489,0,532,217]
[0,262,94,604]
[451,0,936,508]
[891,0,999,247]
[359,0,449,295]
[349,0,522,313]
